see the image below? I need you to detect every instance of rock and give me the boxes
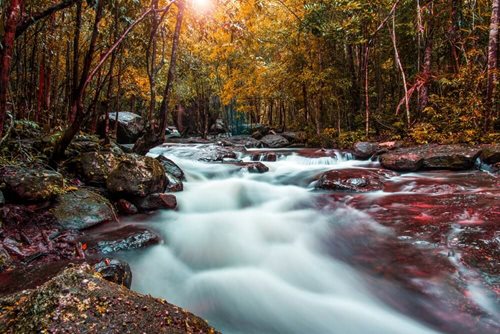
[107,154,167,198]
[0,167,64,202]
[81,226,161,255]
[210,118,227,134]
[71,151,119,185]
[230,162,269,174]
[0,246,12,272]
[316,168,397,192]
[53,189,117,230]
[198,146,238,162]
[227,136,262,148]
[479,144,500,165]
[260,134,290,148]
[0,264,219,333]
[252,130,264,140]
[421,145,480,170]
[93,258,132,289]
[133,193,177,211]
[380,151,423,172]
[380,145,482,172]
[106,112,145,144]
[263,152,277,162]
[156,155,186,192]
[67,134,101,154]
[0,191,4,206]
[353,142,380,160]
[115,199,138,215]
[281,131,306,144]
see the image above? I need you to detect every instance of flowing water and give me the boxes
[123,144,499,334]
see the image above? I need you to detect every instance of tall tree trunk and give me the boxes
[0,0,21,139]
[485,0,499,130]
[157,2,184,140]
[419,3,434,113]
[69,1,82,123]
[52,0,104,162]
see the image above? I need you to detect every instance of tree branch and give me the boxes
[16,0,82,38]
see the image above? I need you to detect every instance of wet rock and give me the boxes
[158,160,182,188]
[71,151,119,185]
[0,167,64,202]
[93,258,132,289]
[251,152,277,162]
[231,162,269,174]
[107,155,167,198]
[81,226,160,255]
[198,146,238,162]
[353,142,381,160]
[380,145,482,172]
[316,168,397,192]
[260,134,290,148]
[0,264,219,334]
[115,199,138,215]
[156,156,185,192]
[133,193,177,211]
[53,189,117,230]
[479,144,500,165]
[106,112,145,144]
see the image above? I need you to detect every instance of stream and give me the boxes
[122,144,499,334]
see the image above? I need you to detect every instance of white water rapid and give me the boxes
[124,145,452,334]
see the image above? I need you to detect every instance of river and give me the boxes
[122,144,499,334]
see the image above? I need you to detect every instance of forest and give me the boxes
[0,0,498,154]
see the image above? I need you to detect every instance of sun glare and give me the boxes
[191,0,212,13]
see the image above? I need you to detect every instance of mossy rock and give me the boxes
[0,167,64,202]
[0,264,219,333]
[53,189,116,230]
[106,154,167,198]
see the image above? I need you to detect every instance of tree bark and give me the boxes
[485,0,499,130]
[0,0,21,139]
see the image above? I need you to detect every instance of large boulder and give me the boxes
[71,151,120,185]
[53,189,117,230]
[0,167,64,202]
[0,264,218,333]
[315,168,397,192]
[260,134,290,148]
[380,145,482,172]
[106,112,144,144]
[106,155,167,198]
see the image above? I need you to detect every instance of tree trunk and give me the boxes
[51,0,104,162]
[0,0,21,139]
[485,0,499,130]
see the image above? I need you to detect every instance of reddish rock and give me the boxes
[380,145,482,172]
[133,193,177,211]
[316,168,397,192]
[115,199,138,215]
